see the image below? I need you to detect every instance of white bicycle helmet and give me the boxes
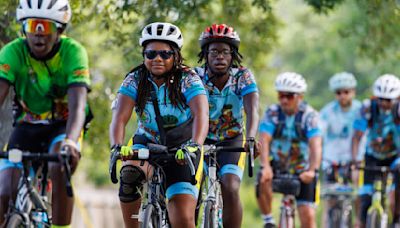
[373,74,400,99]
[329,72,357,91]
[139,22,183,49]
[16,0,72,24]
[275,72,307,93]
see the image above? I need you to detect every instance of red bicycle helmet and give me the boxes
[199,24,240,49]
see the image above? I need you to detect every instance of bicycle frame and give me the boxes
[199,140,254,228]
[321,161,354,228]
[9,162,51,227]
[279,195,296,228]
[141,165,169,227]
[0,149,72,228]
[360,165,395,228]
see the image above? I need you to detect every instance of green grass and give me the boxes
[240,177,324,227]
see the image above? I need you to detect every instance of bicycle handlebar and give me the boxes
[109,143,197,185]
[0,149,74,197]
[203,137,256,178]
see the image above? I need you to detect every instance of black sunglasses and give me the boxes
[143,50,174,60]
[278,92,297,100]
[335,90,350,95]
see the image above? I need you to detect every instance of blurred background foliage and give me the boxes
[1,0,399,225]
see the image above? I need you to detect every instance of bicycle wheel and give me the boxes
[279,207,295,228]
[327,207,341,228]
[6,214,24,228]
[340,204,352,228]
[203,201,217,228]
[141,204,162,228]
[366,209,382,228]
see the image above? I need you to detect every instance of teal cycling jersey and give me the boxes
[119,67,206,145]
[320,99,362,163]
[353,99,400,160]
[259,102,321,174]
[195,66,258,141]
[0,37,90,123]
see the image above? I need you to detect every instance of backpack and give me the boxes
[273,104,308,142]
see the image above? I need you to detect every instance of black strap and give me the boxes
[369,99,379,128]
[150,86,167,145]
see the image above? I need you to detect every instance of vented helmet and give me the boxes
[17,0,72,24]
[329,72,357,91]
[139,22,183,49]
[372,74,400,99]
[199,24,240,49]
[275,72,307,93]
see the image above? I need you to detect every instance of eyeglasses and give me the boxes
[143,50,174,60]
[335,90,350,95]
[23,18,60,35]
[207,49,233,57]
[278,92,297,100]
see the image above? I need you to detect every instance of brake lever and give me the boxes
[248,137,255,177]
[60,147,74,197]
[109,150,120,184]
[184,152,197,185]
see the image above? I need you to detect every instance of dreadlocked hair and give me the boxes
[197,44,243,67]
[133,43,186,116]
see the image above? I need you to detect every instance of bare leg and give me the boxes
[168,194,197,228]
[220,174,242,228]
[297,204,316,228]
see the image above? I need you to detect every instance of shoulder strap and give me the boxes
[369,99,379,128]
[273,106,285,138]
[391,101,400,124]
[294,110,307,141]
[149,85,166,145]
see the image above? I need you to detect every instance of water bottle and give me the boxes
[31,211,48,228]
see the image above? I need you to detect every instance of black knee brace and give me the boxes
[119,165,145,202]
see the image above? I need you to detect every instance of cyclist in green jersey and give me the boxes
[0,1,90,227]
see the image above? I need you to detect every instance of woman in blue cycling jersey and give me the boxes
[109,22,209,228]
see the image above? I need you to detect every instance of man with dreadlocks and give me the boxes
[195,24,260,228]
[109,22,209,228]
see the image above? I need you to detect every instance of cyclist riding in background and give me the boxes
[257,72,322,228]
[0,0,91,227]
[352,74,400,228]
[320,72,362,165]
[319,72,362,225]
[195,23,259,228]
[109,22,208,228]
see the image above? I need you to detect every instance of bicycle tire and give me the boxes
[203,201,217,228]
[340,205,352,228]
[328,206,341,228]
[141,204,161,228]
[366,209,382,228]
[6,214,24,228]
[279,206,295,228]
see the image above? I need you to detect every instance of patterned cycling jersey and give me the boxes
[194,66,258,141]
[259,102,321,174]
[320,99,362,163]
[353,99,400,160]
[0,37,90,124]
[119,67,206,145]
